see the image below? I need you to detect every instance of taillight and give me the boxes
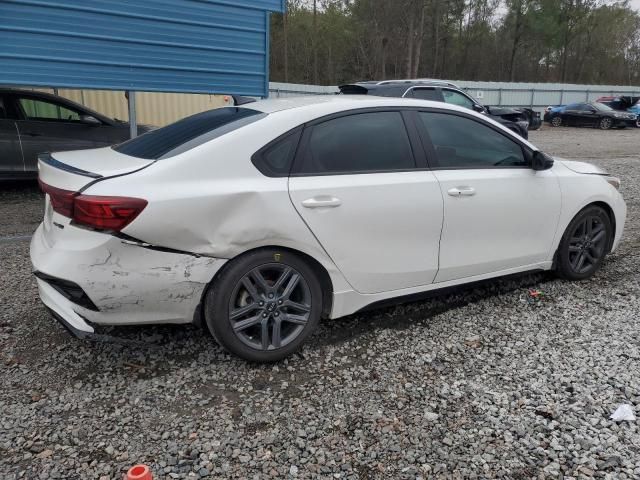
[73,195,147,232]
[38,180,147,232]
[38,179,75,217]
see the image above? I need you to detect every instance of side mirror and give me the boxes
[472,104,485,113]
[80,114,101,126]
[532,151,554,171]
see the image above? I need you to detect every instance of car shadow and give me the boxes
[312,270,556,348]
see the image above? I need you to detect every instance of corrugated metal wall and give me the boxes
[0,0,284,97]
[52,89,228,126]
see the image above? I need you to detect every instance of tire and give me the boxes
[598,117,613,130]
[555,206,612,281]
[204,249,322,362]
[635,118,640,128]
[550,116,562,127]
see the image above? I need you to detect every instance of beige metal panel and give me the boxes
[46,89,228,126]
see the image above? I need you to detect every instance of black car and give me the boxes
[0,88,153,180]
[339,80,542,139]
[546,101,637,130]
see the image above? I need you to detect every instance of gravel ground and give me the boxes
[1,127,639,479]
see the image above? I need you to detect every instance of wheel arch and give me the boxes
[553,200,617,268]
[202,245,335,320]
[590,200,616,252]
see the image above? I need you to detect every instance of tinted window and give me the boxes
[19,98,82,121]
[419,112,526,169]
[593,102,612,111]
[114,107,264,160]
[411,88,441,101]
[252,129,301,176]
[299,112,414,174]
[565,103,581,110]
[441,89,475,109]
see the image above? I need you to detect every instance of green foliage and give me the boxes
[270,0,640,85]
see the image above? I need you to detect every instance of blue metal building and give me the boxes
[0,0,285,97]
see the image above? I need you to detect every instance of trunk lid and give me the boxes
[38,147,154,192]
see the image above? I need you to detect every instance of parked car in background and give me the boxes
[32,96,625,362]
[0,88,153,180]
[596,96,640,127]
[338,80,541,138]
[545,102,637,129]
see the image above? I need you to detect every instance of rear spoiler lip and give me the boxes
[38,153,103,179]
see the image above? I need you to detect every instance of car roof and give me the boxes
[247,94,446,113]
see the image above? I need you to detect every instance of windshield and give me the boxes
[592,102,613,112]
[113,107,264,160]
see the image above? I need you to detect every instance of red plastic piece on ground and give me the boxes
[126,464,152,480]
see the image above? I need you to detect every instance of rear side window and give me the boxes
[252,129,301,177]
[418,112,526,169]
[114,107,264,160]
[410,88,441,101]
[297,112,415,175]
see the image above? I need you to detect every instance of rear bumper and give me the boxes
[30,223,226,328]
[36,277,95,335]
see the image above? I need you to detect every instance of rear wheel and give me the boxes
[205,249,322,362]
[551,116,562,127]
[598,117,613,130]
[555,206,612,280]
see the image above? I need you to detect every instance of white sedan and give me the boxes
[30,96,626,361]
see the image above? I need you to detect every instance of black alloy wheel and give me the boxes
[599,117,613,130]
[228,264,311,350]
[205,249,322,362]
[556,206,612,280]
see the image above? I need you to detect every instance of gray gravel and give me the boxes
[1,127,639,479]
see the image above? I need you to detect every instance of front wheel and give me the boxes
[550,116,562,127]
[555,206,612,280]
[598,117,613,130]
[205,249,322,362]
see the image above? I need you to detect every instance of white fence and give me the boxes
[268,81,640,113]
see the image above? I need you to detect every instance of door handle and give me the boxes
[301,196,342,208]
[447,186,476,197]
[25,132,42,137]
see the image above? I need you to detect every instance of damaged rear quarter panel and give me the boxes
[86,114,354,294]
[31,224,225,325]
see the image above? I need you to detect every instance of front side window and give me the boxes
[19,98,82,122]
[419,112,527,169]
[298,111,415,175]
[441,89,475,109]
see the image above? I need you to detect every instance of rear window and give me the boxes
[113,107,264,160]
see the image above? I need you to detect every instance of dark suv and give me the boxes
[339,80,541,139]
